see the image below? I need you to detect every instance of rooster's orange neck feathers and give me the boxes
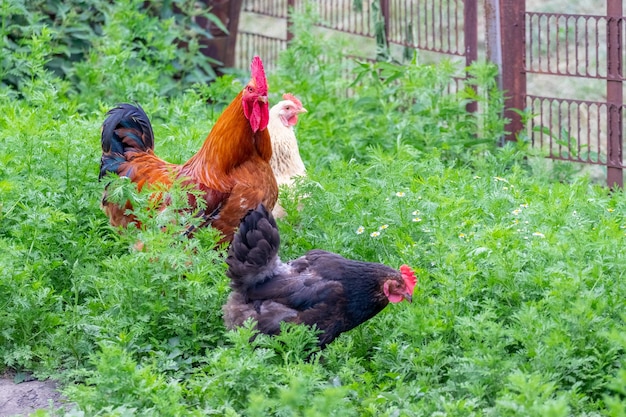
[182,56,271,188]
[183,90,272,185]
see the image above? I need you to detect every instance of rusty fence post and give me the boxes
[499,0,526,142]
[607,0,623,188]
[464,0,478,114]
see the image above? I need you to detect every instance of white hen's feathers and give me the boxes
[268,99,306,186]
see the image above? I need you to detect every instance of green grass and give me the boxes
[0,3,625,416]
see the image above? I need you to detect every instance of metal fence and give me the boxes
[522,2,625,188]
[235,0,625,187]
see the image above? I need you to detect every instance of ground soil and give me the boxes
[0,372,67,417]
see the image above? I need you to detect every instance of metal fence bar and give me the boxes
[525,12,614,80]
[528,95,608,164]
[607,0,623,187]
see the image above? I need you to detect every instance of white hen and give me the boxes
[268,93,307,218]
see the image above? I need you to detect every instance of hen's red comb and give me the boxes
[282,93,303,109]
[250,56,268,95]
[400,264,417,293]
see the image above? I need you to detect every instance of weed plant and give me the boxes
[0,4,625,416]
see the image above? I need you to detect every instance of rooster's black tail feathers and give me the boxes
[226,204,281,293]
[99,104,155,180]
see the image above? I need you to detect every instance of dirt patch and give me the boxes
[0,372,67,417]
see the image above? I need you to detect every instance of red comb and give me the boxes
[250,56,268,95]
[282,93,303,109]
[400,264,417,293]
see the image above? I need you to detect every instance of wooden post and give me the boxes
[485,0,502,90]
[198,0,244,71]
[485,0,505,143]
[464,0,478,114]
[499,0,526,142]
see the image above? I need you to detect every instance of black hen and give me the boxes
[223,205,416,348]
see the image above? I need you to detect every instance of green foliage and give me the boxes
[0,5,625,416]
[1,0,224,100]
[65,341,200,416]
[280,146,626,415]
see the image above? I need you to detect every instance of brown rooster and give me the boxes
[99,56,278,244]
[223,204,416,348]
[268,93,308,218]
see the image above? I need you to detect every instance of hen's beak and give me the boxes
[258,95,268,104]
[299,107,308,113]
[404,293,413,303]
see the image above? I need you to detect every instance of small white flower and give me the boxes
[473,175,481,179]
[532,232,545,238]
[395,192,406,197]
[512,209,522,216]
[356,226,365,235]
[520,203,529,208]
[379,224,389,230]
[458,233,466,239]
[412,217,422,222]
[370,231,380,237]
[412,210,420,216]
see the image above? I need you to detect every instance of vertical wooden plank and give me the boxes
[287,0,295,42]
[607,0,623,188]
[499,0,526,142]
[464,0,478,114]
[380,0,391,45]
[484,0,501,94]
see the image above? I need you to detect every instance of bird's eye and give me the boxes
[247,86,254,93]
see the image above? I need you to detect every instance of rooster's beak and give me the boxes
[258,95,268,104]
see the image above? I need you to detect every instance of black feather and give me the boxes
[99,103,155,180]
[226,204,280,293]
